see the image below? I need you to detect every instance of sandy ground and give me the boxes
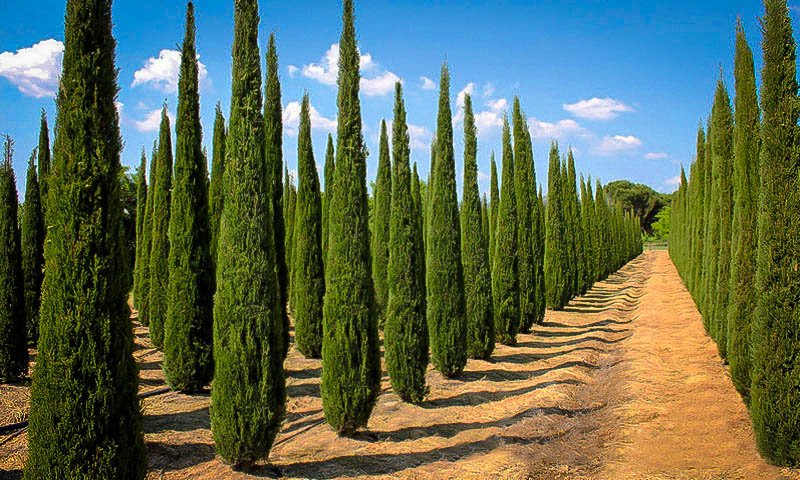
[1,250,798,479]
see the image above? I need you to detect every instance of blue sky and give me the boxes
[0,0,795,197]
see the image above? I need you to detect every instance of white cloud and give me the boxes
[420,76,436,91]
[452,82,507,136]
[408,123,432,151]
[563,97,634,120]
[287,65,299,77]
[0,39,64,98]
[664,175,681,190]
[482,82,496,98]
[528,118,586,140]
[133,108,174,133]
[132,49,208,93]
[362,71,401,97]
[456,82,476,108]
[485,98,507,112]
[593,135,643,156]
[474,110,504,134]
[283,100,337,137]
[478,170,490,182]
[645,152,669,160]
[299,43,397,96]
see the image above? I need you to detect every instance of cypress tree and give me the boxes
[489,151,499,270]
[385,82,429,402]
[164,2,214,392]
[513,99,536,333]
[322,133,335,265]
[568,151,587,295]
[481,194,490,260]
[138,142,157,326]
[212,0,285,468]
[21,149,44,344]
[37,111,50,213]
[690,125,707,297]
[710,78,734,357]
[426,64,467,375]
[582,178,596,285]
[727,20,761,399]
[751,0,800,465]
[264,32,289,359]
[209,102,226,270]
[461,93,494,359]
[412,162,426,289]
[285,173,297,301]
[24,0,146,473]
[292,94,325,359]
[133,149,147,309]
[0,138,26,381]
[492,115,519,345]
[321,0,380,435]
[535,184,546,323]
[149,106,173,350]
[372,119,392,324]
[700,116,715,314]
[545,144,569,308]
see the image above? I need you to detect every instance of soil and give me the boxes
[2,250,798,479]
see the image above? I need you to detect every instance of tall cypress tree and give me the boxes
[322,133,335,265]
[149,106,173,350]
[710,78,734,357]
[21,150,44,344]
[426,64,467,376]
[24,0,145,473]
[293,94,325,359]
[264,32,289,359]
[0,138,26,381]
[412,162,426,291]
[372,119,392,324]
[727,20,761,399]
[209,102,226,270]
[481,194,490,263]
[285,168,297,301]
[37,111,51,213]
[535,184,546,323]
[492,115,519,345]
[164,2,214,392]
[322,0,380,435]
[690,125,707,297]
[212,0,285,468]
[138,142,157,326]
[751,0,800,465]
[489,152,499,269]
[133,149,147,309]
[567,151,587,295]
[545,143,569,309]
[700,115,715,314]
[385,82,429,403]
[512,98,536,333]
[461,93,494,359]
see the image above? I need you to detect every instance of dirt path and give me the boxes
[2,250,797,479]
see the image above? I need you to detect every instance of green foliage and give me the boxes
[37,111,50,215]
[209,103,226,272]
[545,143,569,309]
[321,0,380,435]
[284,169,297,303]
[322,133,335,266]
[461,94,494,359]
[292,94,325,359]
[513,98,537,334]
[492,115,519,345]
[24,0,146,474]
[211,0,285,468]
[750,0,800,465]
[372,119,392,325]
[264,33,289,359]
[133,149,148,309]
[164,2,214,392]
[138,142,157,326]
[21,150,44,344]
[0,138,26,381]
[426,64,467,375]
[385,83,429,402]
[604,180,669,234]
[727,21,760,400]
[149,106,173,350]
[645,205,670,242]
[489,152,499,271]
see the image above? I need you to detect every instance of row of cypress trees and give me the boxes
[2,0,645,475]
[669,0,799,466]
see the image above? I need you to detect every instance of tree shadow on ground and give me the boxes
[533,327,630,338]
[517,335,631,349]
[422,378,585,409]
[278,431,569,479]
[563,305,637,314]
[490,346,605,364]
[144,405,210,433]
[139,360,161,371]
[288,382,321,399]
[458,360,602,383]
[286,367,321,380]
[541,319,631,329]
[146,441,216,472]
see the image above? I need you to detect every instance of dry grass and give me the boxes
[2,252,798,480]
